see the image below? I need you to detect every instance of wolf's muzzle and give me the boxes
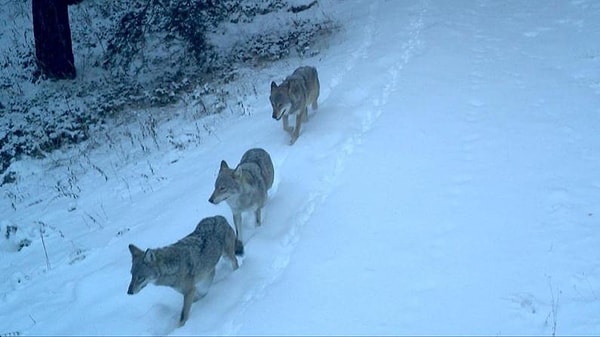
[272,110,283,120]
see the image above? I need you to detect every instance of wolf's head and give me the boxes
[270,81,292,121]
[208,160,242,204]
[127,244,159,295]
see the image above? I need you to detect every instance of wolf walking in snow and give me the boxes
[127,215,242,326]
[208,148,274,242]
[270,66,320,145]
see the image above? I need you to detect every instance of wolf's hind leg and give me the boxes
[180,287,196,326]
[194,268,216,302]
[224,243,240,270]
[224,228,242,266]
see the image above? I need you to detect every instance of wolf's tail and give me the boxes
[235,239,244,256]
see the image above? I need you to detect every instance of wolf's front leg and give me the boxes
[290,110,304,145]
[255,207,262,226]
[303,106,309,122]
[282,115,293,134]
[233,212,243,241]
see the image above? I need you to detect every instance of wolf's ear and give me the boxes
[271,81,277,90]
[144,249,156,263]
[129,244,144,258]
[233,167,244,180]
[220,160,230,171]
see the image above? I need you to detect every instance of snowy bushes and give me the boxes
[0,0,338,176]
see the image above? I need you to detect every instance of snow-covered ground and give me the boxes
[2,0,600,335]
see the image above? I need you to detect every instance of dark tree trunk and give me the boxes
[32,0,76,80]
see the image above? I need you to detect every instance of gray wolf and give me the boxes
[127,215,242,326]
[208,148,274,241]
[270,66,320,145]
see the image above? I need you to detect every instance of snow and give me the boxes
[2,0,600,335]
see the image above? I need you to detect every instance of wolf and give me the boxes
[208,148,274,242]
[270,66,320,145]
[127,215,242,326]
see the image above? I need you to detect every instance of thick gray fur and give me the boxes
[270,66,320,145]
[208,148,274,242]
[127,215,241,326]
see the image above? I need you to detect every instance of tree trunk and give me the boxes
[32,0,76,80]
